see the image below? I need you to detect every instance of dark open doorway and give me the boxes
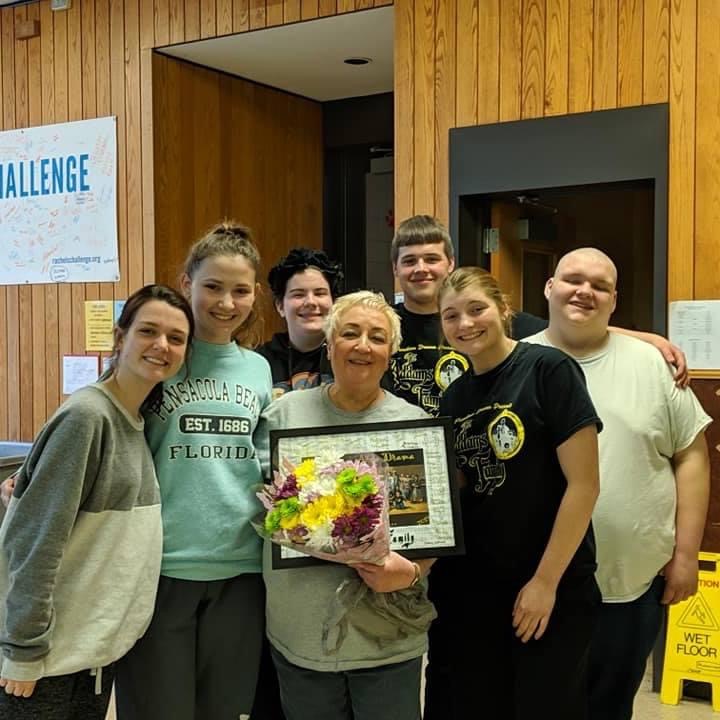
[450,104,668,332]
[323,92,394,299]
[460,179,655,332]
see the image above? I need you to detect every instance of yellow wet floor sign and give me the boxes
[661,552,720,710]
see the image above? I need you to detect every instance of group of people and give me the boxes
[0,214,712,720]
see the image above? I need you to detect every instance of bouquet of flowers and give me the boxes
[256,455,390,566]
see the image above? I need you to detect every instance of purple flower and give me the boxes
[275,474,299,500]
[332,505,381,547]
[362,493,383,512]
[287,525,308,543]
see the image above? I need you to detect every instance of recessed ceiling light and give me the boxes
[344,57,372,66]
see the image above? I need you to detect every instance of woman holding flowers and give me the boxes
[426,267,602,720]
[256,291,435,720]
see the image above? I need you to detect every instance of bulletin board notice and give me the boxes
[669,301,720,372]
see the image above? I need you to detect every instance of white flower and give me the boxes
[305,520,335,552]
[298,473,337,503]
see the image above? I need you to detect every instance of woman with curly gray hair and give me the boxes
[255,290,436,720]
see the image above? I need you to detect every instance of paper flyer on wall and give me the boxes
[669,300,720,371]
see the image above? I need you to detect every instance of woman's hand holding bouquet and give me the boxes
[354,552,419,593]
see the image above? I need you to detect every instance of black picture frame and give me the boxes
[268,417,464,569]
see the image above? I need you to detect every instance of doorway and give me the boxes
[461,180,655,330]
[450,104,668,332]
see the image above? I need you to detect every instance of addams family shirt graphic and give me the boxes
[387,305,469,415]
[455,405,525,495]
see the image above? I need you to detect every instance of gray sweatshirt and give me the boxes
[0,384,163,682]
[256,385,432,672]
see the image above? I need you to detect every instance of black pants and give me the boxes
[251,635,287,720]
[0,665,114,720]
[115,573,264,720]
[424,572,600,720]
[271,646,422,720]
[589,576,666,720]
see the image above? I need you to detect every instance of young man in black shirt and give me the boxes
[386,215,460,414]
[386,215,687,417]
[387,216,557,415]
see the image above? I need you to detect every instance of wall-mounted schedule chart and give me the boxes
[669,300,720,371]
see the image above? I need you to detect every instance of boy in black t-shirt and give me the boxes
[385,216,464,415]
[386,217,562,415]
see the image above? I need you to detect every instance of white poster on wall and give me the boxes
[0,116,119,285]
[669,300,720,371]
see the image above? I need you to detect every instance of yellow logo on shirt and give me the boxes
[434,351,470,391]
[488,410,525,460]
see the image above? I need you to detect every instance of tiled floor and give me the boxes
[104,666,718,719]
[634,671,716,719]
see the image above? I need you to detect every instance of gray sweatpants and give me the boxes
[0,664,114,720]
[115,573,264,720]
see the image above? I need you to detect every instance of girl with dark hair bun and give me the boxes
[0,284,192,719]
[258,248,343,399]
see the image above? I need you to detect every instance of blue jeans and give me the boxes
[589,576,666,720]
[270,646,422,720]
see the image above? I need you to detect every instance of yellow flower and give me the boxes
[300,493,348,529]
[279,514,302,530]
[322,493,350,517]
[293,459,316,488]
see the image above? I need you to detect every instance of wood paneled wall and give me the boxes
[152,53,323,337]
[0,0,390,441]
[394,0,720,305]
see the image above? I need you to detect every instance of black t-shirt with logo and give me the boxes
[385,304,470,416]
[438,341,601,585]
[386,305,549,416]
[256,332,333,400]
